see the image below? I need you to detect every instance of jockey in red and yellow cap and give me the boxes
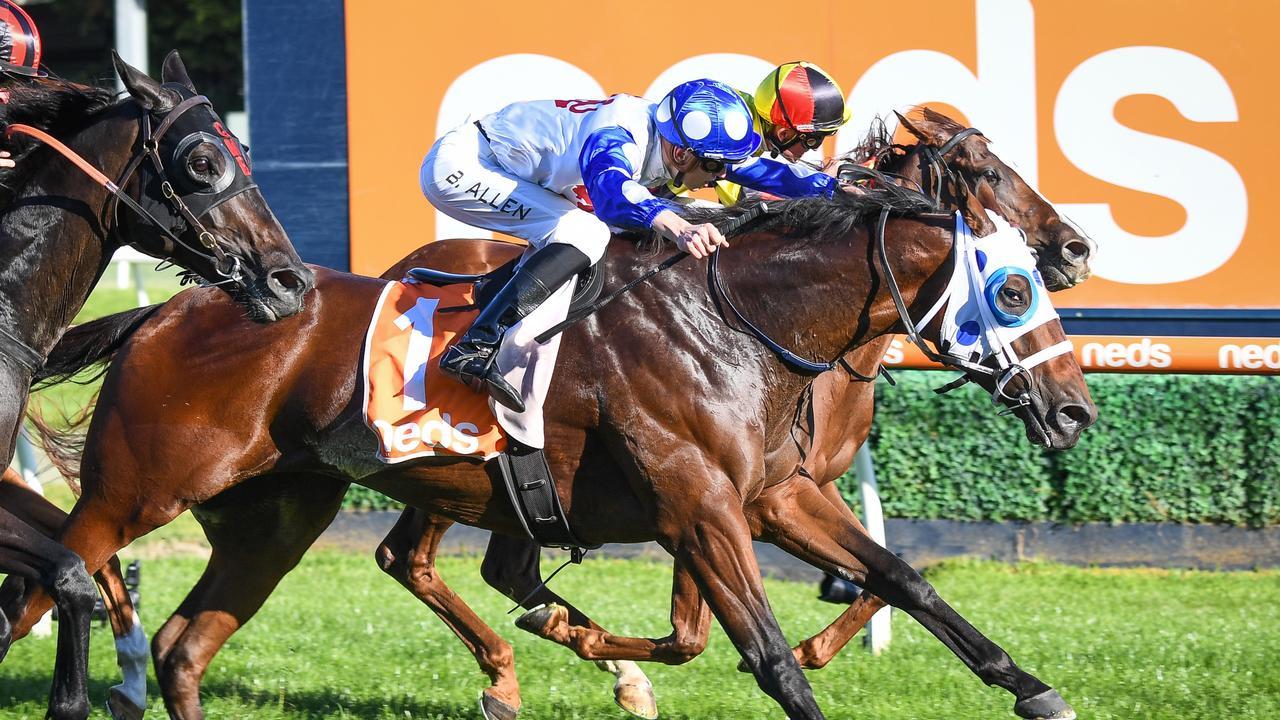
[667,61,851,206]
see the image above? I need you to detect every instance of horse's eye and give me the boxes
[1002,287,1022,304]
[982,168,1000,184]
[189,156,211,174]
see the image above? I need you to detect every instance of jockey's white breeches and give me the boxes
[420,123,612,263]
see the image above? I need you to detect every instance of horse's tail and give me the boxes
[26,396,93,492]
[28,304,161,490]
[32,304,162,390]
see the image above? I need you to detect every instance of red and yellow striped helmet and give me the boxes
[753,61,849,134]
[0,0,43,78]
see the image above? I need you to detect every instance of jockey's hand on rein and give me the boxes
[0,150,13,169]
[653,209,727,259]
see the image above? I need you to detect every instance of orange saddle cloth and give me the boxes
[362,280,506,462]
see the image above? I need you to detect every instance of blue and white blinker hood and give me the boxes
[914,211,1074,403]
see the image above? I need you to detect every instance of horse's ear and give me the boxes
[894,110,930,144]
[901,107,952,146]
[160,50,196,93]
[112,50,175,112]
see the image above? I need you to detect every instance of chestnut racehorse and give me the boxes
[122,109,1096,719]
[16,181,1093,719]
[0,51,311,720]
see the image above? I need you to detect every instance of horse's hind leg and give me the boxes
[750,477,1075,720]
[0,506,96,720]
[95,557,148,720]
[376,508,522,720]
[0,476,149,718]
[481,532,659,719]
[154,474,348,720]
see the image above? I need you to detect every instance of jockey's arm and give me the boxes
[724,155,839,199]
[579,127,724,258]
[579,127,673,230]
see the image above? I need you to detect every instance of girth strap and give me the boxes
[0,326,43,374]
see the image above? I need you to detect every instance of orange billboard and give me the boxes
[345,0,1278,316]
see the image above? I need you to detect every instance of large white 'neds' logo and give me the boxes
[434,0,1245,287]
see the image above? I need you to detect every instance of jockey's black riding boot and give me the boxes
[439,243,592,413]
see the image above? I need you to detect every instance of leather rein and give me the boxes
[709,127,992,379]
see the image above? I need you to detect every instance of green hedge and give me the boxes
[341,373,1280,527]
[835,372,1280,527]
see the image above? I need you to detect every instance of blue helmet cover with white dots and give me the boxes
[654,79,762,162]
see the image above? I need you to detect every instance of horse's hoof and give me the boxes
[479,690,520,720]
[106,687,146,720]
[514,603,565,636]
[1014,689,1075,720]
[614,679,658,720]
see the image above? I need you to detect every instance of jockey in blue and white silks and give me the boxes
[421,78,841,412]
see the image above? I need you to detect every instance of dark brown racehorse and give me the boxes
[16,176,1093,719]
[0,51,311,720]
[123,108,1096,720]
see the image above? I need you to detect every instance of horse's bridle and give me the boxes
[108,85,258,282]
[918,126,984,207]
[1,84,260,374]
[7,84,257,285]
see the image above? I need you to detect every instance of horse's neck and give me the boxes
[0,114,132,360]
[651,220,950,396]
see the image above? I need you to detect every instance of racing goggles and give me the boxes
[771,128,828,154]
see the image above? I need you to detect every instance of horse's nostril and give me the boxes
[1062,239,1091,263]
[1055,403,1094,431]
[269,268,304,293]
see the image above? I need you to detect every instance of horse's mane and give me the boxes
[639,166,937,255]
[0,76,120,208]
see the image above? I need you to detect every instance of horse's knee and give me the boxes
[877,563,941,610]
[48,555,96,617]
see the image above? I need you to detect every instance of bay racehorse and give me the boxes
[0,51,311,720]
[17,180,1093,719]
[115,108,1096,719]
[383,109,1100,716]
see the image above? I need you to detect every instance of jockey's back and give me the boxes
[478,94,666,201]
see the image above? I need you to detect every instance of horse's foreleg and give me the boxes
[659,492,825,720]
[155,476,347,720]
[95,558,147,720]
[751,478,1074,720]
[0,478,149,718]
[482,532,660,719]
[0,506,95,720]
[514,555,711,664]
[376,508,522,720]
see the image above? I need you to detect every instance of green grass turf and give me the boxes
[0,553,1276,719]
